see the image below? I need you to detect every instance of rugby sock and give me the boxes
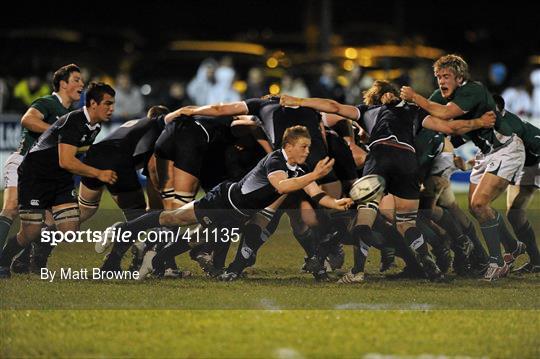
[122,208,148,221]
[0,236,25,267]
[211,240,231,270]
[294,228,316,258]
[152,240,190,275]
[436,208,466,242]
[514,221,540,264]
[120,210,163,236]
[351,226,372,273]
[465,223,489,264]
[373,217,418,270]
[351,243,369,274]
[228,227,267,274]
[0,216,13,251]
[479,216,504,266]
[404,227,429,257]
[495,212,518,253]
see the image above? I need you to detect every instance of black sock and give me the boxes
[294,228,316,258]
[416,219,446,254]
[13,239,31,263]
[0,236,26,267]
[152,240,190,274]
[120,210,163,237]
[351,226,370,273]
[373,217,418,269]
[404,226,429,257]
[122,208,148,221]
[228,226,266,274]
[212,240,231,270]
[433,209,457,238]
[515,221,540,264]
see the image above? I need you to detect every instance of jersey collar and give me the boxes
[83,106,101,130]
[52,92,63,105]
[280,149,298,171]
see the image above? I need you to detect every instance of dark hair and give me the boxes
[52,64,81,92]
[85,82,115,106]
[147,105,170,118]
[492,94,505,112]
[282,125,311,147]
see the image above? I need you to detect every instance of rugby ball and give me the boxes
[349,175,385,204]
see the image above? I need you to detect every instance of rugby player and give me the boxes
[0,82,116,278]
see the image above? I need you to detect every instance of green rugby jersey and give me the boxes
[415,128,445,180]
[429,81,514,154]
[500,109,540,165]
[17,93,71,156]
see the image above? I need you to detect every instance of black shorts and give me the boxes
[305,142,339,185]
[18,167,76,210]
[193,182,249,228]
[326,132,357,182]
[154,121,209,178]
[362,144,420,200]
[81,143,141,194]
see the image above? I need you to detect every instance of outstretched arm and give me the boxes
[280,94,360,120]
[164,102,249,122]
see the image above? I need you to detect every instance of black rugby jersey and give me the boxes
[23,107,102,179]
[228,149,309,216]
[355,101,426,152]
[244,97,324,149]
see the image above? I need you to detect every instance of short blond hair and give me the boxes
[282,125,310,148]
[433,54,470,81]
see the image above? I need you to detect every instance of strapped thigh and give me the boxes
[52,205,80,225]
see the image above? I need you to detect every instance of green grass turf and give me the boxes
[1,191,539,357]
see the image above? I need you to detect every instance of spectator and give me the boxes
[187,58,218,105]
[207,60,240,104]
[502,76,532,117]
[344,65,373,105]
[530,68,540,118]
[12,75,50,112]
[310,63,345,103]
[245,67,266,99]
[280,73,309,98]
[163,81,191,109]
[114,72,144,121]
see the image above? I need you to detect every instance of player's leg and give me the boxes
[507,184,539,273]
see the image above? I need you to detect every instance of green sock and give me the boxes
[480,216,504,266]
[0,216,13,252]
[495,212,518,253]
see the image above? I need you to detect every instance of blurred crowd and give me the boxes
[2,57,540,121]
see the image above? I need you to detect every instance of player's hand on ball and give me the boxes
[313,157,335,179]
[98,170,118,184]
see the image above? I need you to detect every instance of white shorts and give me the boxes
[3,152,23,188]
[430,152,457,179]
[515,162,540,187]
[470,135,525,185]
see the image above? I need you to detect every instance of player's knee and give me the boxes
[395,211,417,233]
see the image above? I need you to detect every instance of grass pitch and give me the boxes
[1,191,539,358]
